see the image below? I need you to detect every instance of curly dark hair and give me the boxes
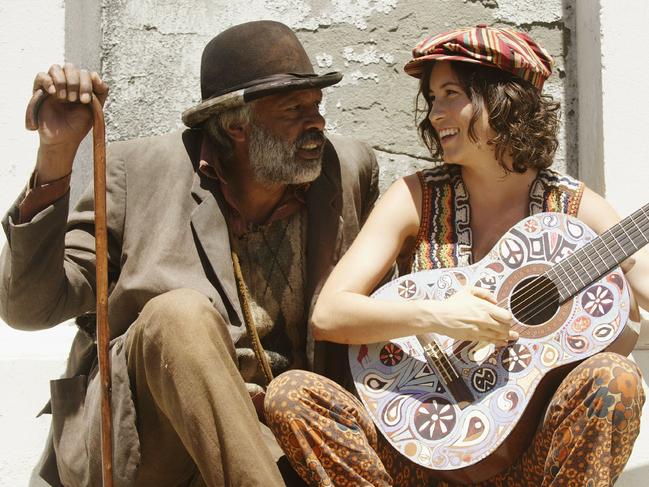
[416,61,560,173]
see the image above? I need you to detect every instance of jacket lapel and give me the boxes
[305,141,345,373]
[306,140,344,313]
[185,131,244,327]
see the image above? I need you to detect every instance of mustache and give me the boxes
[295,129,326,148]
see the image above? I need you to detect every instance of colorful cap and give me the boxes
[404,24,553,90]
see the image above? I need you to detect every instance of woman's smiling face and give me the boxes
[427,61,495,166]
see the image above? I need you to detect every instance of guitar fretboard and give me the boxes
[546,204,649,301]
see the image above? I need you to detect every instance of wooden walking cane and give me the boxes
[26,90,114,487]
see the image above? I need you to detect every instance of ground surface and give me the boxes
[1,325,647,486]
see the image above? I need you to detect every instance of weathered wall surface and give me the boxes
[92,0,577,192]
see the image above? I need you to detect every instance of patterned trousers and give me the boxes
[265,352,644,487]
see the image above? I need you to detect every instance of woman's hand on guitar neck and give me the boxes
[426,287,517,345]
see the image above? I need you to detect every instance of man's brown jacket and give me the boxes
[0,129,379,486]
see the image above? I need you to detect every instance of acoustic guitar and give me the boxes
[349,209,646,483]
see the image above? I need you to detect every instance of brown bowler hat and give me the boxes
[182,20,342,127]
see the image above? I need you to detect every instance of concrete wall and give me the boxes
[95,0,577,192]
[575,0,604,194]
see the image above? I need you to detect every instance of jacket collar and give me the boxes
[186,130,245,326]
[305,140,344,372]
[305,139,343,313]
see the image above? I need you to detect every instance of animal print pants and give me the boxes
[265,353,644,487]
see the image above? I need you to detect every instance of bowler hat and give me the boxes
[182,20,342,127]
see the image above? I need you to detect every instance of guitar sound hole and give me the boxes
[510,275,559,326]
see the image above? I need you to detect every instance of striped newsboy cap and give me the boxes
[404,24,553,90]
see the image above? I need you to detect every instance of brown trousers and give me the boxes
[266,353,644,487]
[124,288,285,487]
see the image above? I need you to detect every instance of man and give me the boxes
[0,20,378,486]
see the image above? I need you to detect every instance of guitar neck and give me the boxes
[547,204,649,302]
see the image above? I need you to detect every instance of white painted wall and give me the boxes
[0,0,62,212]
[0,2,77,355]
[600,0,649,217]
[0,2,76,486]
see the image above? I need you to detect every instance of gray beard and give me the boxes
[248,123,323,185]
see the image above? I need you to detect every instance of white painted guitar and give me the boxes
[349,210,645,483]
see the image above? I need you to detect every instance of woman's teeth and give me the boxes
[439,128,459,139]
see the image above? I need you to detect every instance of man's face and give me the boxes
[247,88,326,185]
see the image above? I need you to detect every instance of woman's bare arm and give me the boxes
[312,175,514,345]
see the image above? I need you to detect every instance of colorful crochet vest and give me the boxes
[410,164,584,272]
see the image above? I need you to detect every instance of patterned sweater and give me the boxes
[229,209,308,391]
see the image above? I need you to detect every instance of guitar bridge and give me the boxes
[422,341,475,409]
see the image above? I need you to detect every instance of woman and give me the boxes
[266,25,647,486]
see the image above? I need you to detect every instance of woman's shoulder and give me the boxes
[577,186,622,234]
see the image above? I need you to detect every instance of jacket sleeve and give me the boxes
[0,146,126,330]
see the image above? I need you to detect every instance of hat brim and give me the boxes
[404,54,486,79]
[182,71,342,127]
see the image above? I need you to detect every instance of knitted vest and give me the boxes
[411,164,584,272]
[229,209,307,387]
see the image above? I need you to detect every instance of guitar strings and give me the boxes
[506,212,649,327]
[506,207,649,317]
[495,208,649,326]
[433,209,649,358]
